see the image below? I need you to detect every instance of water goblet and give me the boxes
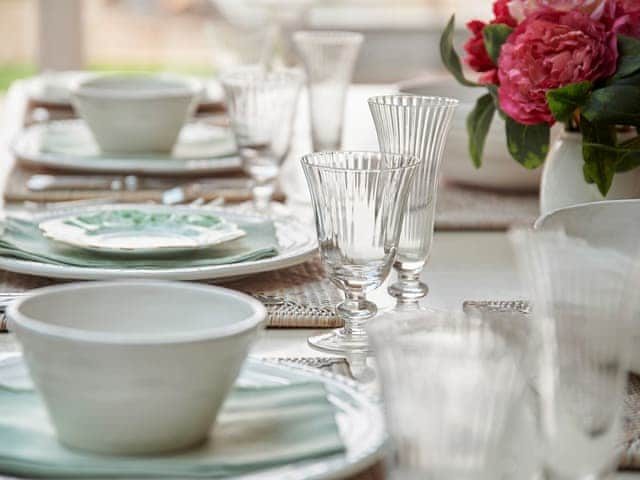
[368,309,527,479]
[293,31,364,151]
[368,95,458,309]
[301,151,419,354]
[510,228,639,480]
[221,67,303,214]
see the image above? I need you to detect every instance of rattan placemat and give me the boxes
[0,257,341,332]
[224,256,342,328]
[3,166,266,205]
[435,183,539,231]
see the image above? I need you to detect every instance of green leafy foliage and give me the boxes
[546,81,592,124]
[482,24,513,64]
[439,15,480,88]
[614,35,640,80]
[505,118,550,169]
[582,85,640,127]
[466,94,496,167]
[580,116,619,195]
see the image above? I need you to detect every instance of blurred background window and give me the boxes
[1,0,492,91]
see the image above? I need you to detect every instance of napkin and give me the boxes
[0,216,278,269]
[0,356,345,478]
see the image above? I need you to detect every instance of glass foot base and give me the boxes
[388,280,428,302]
[307,328,372,354]
[390,302,442,314]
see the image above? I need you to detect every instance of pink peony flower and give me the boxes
[611,0,640,37]
[494,0,520,25]
[463,0,518,84]
[498,9,618,125]
[464,20,495,75]
[508,0,611,21]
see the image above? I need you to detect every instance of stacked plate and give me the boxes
[4,72,318,280]
[13,119,242,175]
[0,204,317,280]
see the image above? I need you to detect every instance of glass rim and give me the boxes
[367,94,459,108]
[300,150,420,172]
[293,30,364,45]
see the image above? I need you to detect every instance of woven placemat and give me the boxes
[225,256,342,328]
[3,166,276,205]
[464,299,640,470]
[0,257,341,331]
[435,183,539,231]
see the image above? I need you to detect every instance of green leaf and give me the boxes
[505,118,550,169]
[545,81,592,124]
[582,85,640,126]
[466,93,496,167]
[439,15,480,88]
[482,24,513,65]
[614,35,640,80]
[580,116,618,195]
[588,143,640,173]
[614,70,640,87]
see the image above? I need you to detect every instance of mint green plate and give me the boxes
[0,354,385,479]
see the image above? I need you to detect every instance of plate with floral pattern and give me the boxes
[39,207,246,256]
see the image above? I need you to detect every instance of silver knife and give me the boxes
[26,174,251,192]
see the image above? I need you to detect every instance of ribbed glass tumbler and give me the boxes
[510,228,639,480]
[221,67,303,214]
[368,310,526,479]
[301,151,419,354]
[293,31,363,151]
[368,95,458,308]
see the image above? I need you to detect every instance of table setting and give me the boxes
[0,0,640,478]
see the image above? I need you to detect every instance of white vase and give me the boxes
[539,130,640,215]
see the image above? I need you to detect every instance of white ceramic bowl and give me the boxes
[535,199,640,371]
[71,74,203,153]
[7,280,266,455]
[398,77,542,192]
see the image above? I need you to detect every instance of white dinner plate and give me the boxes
[39,207,246,256]
[24,71,224,108]
[0,207,317,281]
[12,119,241,175]
[0,354,386,480]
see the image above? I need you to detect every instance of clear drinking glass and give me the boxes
[510,228,639,480]
[301,151,419,354]
[369,310,527,480]
[368,95,458,308]
[293,31,364,151]
[221,67,303,213]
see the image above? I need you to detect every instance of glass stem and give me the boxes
[251,180,275,214]
[336,289,377,339]
[389,267,429,307]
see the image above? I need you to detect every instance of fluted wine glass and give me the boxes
[221,67,303,214]
[368,95,458,308]
[369,310,527,479]
[301,151,419,354]
[510,228,639,480]
[294,31,363,151]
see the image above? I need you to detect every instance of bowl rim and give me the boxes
[7,280,266,345]
[71,73,204,100]
[533,198,640,230]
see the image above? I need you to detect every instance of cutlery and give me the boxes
[27,174,251,193]
[462,299,531,315]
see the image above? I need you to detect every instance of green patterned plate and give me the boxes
[39,207,246,256]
